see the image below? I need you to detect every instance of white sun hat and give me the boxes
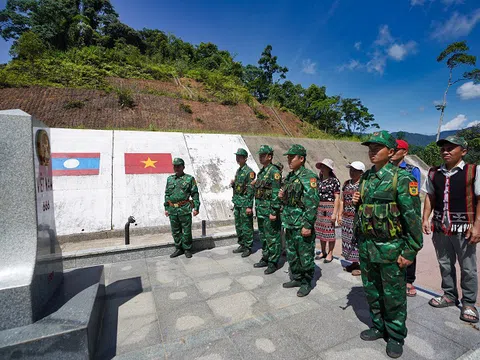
[346,161,366,172]
[316,158,335,170]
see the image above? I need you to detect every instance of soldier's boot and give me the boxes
[282,280,302,288]
[233,245,244,254]
[360,328,384,341]
[297,284,312,297]
[386,339,403,358]
[170,248,184,258]
[184,250,192,258]
[264,263,277,275]
[241,248,252,258]
[254,258,268,268]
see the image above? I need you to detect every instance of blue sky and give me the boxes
[1,0,480,135]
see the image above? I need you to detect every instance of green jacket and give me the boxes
[281,165,320,229]
[232,164,255,208]
[164,173,200,215]
[355,163,423,263]
[254,163,282,218]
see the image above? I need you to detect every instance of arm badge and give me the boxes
[409,181,418,196]
[310,178,317,188]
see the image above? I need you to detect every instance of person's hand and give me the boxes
[301,227,312,237]
[246,208,253,215]
[422,219,431,235]
[251,179,256,186]
[164,211,169,217]
[337,214,343,226]
[269,214,277,221]
[193,210,199,216]
[331,213,336,222]
[278,188,284,199]
[397,255,412,268]
[465,224,480,245]
[352,191,361,205]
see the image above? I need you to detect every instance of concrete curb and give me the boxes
[61,231,242,269]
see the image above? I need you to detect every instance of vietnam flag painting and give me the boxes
[124,153,173,174]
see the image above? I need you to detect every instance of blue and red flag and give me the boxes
[52,153,100,176]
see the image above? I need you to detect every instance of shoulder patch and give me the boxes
[250,172,255,179]
[310,177,317,188]
[274,172,281,180]
[192,178,197,185]
[409,181,418,196]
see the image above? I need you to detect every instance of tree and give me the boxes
[420,142,443,167]
[339,98,378,135]
[9,30,46,63]
[435,41,480,141]
[396,131,406,140]
[457,124,480,164]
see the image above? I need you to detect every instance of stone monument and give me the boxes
[0,109,63,331]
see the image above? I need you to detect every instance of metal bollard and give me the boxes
[124,216,136,245]
[201,220,207,237]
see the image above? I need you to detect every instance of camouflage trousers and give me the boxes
[169,212,193,250]
[234,206,254,249]
[359,256,407,343]
[285,228,315,286]
[258,216,282,265]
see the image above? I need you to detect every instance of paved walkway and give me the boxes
[94,243,480,360]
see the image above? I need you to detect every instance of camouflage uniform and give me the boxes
[254,145,282,273]
[355,131,423,353]
[281,144,320,297]
[232,148,256,254]
[164,158,200,253]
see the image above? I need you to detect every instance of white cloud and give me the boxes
[442,0,464,6]
[457,81,480,100]
[441,114,467,131]
[337,59,362,72]
[388,41,417,61]
[367,51,387,75]
[410,0,426,6]
[433,99,446,106]
[354,41,362,50]
[431,9,480,41]
[301,59,316,74]
[411,0,463,7]
[467,120,480,127]
[375,25,394,46]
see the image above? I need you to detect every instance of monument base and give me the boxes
[0,266,105,360]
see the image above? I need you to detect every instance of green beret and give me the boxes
[172,158,185,166]
[283,144,307,156]
[257,145,274,154]
[234,148,248,156]
[361,130,397,149]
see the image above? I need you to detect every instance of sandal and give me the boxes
[352,269,361,276]
[428,295,456,308]
[460,306,479,324]
[406,284,417,297]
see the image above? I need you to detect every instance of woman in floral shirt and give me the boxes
[314,158,340,263]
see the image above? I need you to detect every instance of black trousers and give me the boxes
[406,256,417,284]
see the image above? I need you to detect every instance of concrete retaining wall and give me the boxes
[48,129,423,236]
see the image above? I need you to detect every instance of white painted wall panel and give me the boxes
[111,131,208,231]
[184,133,260,221]
[50,128,113,235]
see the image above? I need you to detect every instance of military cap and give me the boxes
[437,135,468,148]
[234,148,248,156]
[283,144,307,156]
[257,145,274,154]
[172,158,185,166]
[361,130,396,149]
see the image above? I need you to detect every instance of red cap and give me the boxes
[396,139,409,150]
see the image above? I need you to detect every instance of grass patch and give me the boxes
[179,103,193,114]
[63,100,86,109]
[116,88,135,108]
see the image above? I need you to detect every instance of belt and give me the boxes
[168,200,191,208]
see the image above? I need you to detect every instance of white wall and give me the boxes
[50,128,113,236]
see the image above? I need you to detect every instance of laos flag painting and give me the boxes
[51,153,101,176]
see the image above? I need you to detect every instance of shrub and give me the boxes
[63,100,86,109]
[116,88,135,108]
[195,117,204,123]
[179,103,193,113]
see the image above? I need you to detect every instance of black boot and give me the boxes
[184,250,192,258]
[297,284,312,297]
[386,339,403,358]
[241,248,252,257]
[264,263,277,275]
[282,280,302,288]
[254,258,268,268]
[233,245,244,253]
[360,328,384,341]
[170,248,184,258]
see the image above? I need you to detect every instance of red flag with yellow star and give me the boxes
[124,153,173,174]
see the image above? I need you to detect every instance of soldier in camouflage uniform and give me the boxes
[352,131,423,359]
[164,158,201,259]
[231,148,256,257]
[253,145,282,274]
[279,144,320,297]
